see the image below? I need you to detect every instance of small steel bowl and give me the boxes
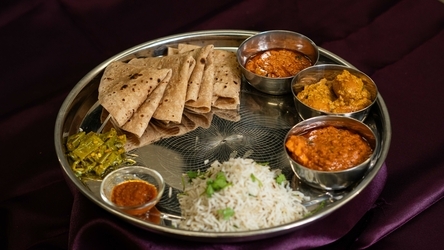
[100,166,165,216]
[237,30,319,95]
[291,64,378,121]
[284,116,379,190]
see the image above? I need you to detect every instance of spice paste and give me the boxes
[111,179,157,207]
[296,70,373,113]
[245,48,312,77]
[285,126,372,171]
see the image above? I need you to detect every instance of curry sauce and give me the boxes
[111,180,157,207]
[296,70,373,113]
[285,126,372,171]
[245,48,312,77]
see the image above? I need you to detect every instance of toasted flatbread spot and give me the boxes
[129,52,196,123]
[98,61,172,127]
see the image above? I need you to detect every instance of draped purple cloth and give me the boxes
[1,0,444,249]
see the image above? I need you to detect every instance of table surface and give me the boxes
[1,0,444,249]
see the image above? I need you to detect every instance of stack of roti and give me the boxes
[97,43,241,149]
[167,44,241,112]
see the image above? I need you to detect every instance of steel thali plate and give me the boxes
[54,30,391,242]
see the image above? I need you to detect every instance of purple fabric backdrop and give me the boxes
[1,0,444,249]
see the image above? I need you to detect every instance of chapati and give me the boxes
[122,69,172,137]
[184,45,214,102]
[129,53,196,123]
[168,44,215,112]
[185,49,215,113]
[98,61,172,127]
[125,109,213,150]
[212,50,241,110]
[125,119,181,151]
[99,43,243,149]
[212,107,241,122]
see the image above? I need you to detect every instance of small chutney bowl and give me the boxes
[291,64,378,121]
[284,116,379,190]
[237,30,319,95]
[100,166,165,216]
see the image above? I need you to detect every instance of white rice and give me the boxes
[174,158,307,232]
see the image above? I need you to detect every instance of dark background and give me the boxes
[1,0,444,249]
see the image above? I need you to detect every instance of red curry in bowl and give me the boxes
[285,125,373,171]
[100,166,165,217]
[245,48,313,78]
[111,180,158,209]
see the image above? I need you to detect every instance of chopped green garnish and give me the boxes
[205,171,229,197]
[304,200,327,217]
[213,172,229,189]
[218,208,234,220]
[184,170,207,186]
[275,174,286,185]
[183,170,200,190]
[181,174,186,190]
[186,170,199,180]
[205,182,215,197]
[250,173,263,187]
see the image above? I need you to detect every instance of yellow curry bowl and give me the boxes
[291,64,378,121]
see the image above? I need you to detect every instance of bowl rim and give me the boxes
[100,165,166,210]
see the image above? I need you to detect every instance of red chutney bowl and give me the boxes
[100,166,165,216]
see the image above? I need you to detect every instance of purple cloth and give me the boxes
[1,0,444,249]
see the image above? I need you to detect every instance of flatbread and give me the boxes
[167,47,179,55]
[167,44,241,111]
[98,61,172,127]
[125,120,180,151]
[102,44,242,149]
[184,45,214,102]
[182,109,213,129]
[212,50,241,110]
[168,44,215,112]
[129,53,196,123]
[185,49,215,113]
[121,69,172,137]
[212,107,241,122]
[125,110,214,150]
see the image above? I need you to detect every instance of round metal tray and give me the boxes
[54,30,391,242]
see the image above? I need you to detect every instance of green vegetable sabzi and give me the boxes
[66,128,134,178]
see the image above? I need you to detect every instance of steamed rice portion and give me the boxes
[174,158,308,232]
